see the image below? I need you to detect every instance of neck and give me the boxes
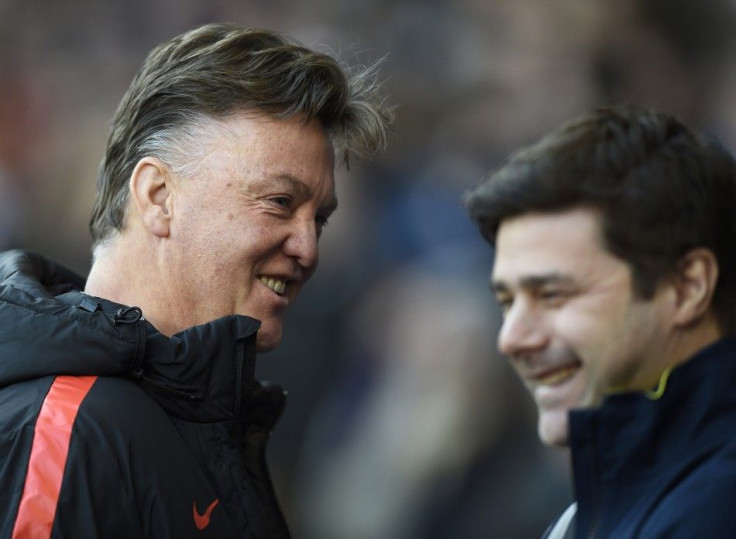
[85,236,173,336]
[85,242,134,304]
[662,317,723,374]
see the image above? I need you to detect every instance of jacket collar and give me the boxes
[569,336,736,481]
[0,249,267,424]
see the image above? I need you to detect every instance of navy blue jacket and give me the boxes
[569,337,736,538]
[0,250,290,538]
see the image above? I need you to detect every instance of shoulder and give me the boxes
[78,376,171,431]
[642,442,736,536]
[0,376,173,536]
[58,376,221,536]
[71,376,194,469]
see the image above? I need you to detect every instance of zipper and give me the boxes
[234,339,245,444]
[232,328,290,536]
[587,420,600,539]
[571,410,600,539]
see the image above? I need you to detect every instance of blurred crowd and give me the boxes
[2,0,736,536]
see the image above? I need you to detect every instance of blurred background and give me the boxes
[3,0,736,537]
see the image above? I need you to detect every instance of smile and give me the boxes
[536,366,578,386]
[258,276,287,296]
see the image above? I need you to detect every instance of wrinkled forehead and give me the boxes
[192,110,333,164]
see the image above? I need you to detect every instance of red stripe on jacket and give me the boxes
[12,375,97,539]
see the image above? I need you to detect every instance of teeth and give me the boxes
[538,367,578,386]
[259,276,287,295]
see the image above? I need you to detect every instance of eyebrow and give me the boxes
[491,273,576,294]
[264,172,339,215]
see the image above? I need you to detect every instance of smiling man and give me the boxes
[0,24,391,538]
[466,107,736,538]
[86,112,338,352]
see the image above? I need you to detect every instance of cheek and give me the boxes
[570,293,634,339]
[567,305,652,389]
[237,216,281,246]
[551,307,625,370]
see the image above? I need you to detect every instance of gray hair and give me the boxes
[90,23,393,249]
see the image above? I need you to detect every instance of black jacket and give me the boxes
[568,336,736,538]
[0,250,290,538]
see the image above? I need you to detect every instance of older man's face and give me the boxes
[165,112,337,351]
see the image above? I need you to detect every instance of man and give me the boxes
[0,23,391,538]
[465,106,736,537]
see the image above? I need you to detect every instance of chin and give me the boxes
[256,341,279,353]
[538,410,571,447]
[255,327,283,353]
[256,332,281,354]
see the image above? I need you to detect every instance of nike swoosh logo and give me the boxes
[193,498,220,530]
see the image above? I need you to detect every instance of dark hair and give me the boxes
[465,106,736,334]
[90,23,392,248]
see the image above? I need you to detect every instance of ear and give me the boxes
[671,248,719,327]
[129,157,174,238]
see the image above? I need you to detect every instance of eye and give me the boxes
[496,295,513,315]
[270,196,291,208]
[315,214,330,237]
[538,288,567,307]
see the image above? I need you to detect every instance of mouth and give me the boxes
[534,365,579,387]
[258,275,287,296]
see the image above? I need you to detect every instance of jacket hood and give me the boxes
[0,250,266,423]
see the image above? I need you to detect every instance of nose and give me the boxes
[497,298,548,359]
[283,216,319,270]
